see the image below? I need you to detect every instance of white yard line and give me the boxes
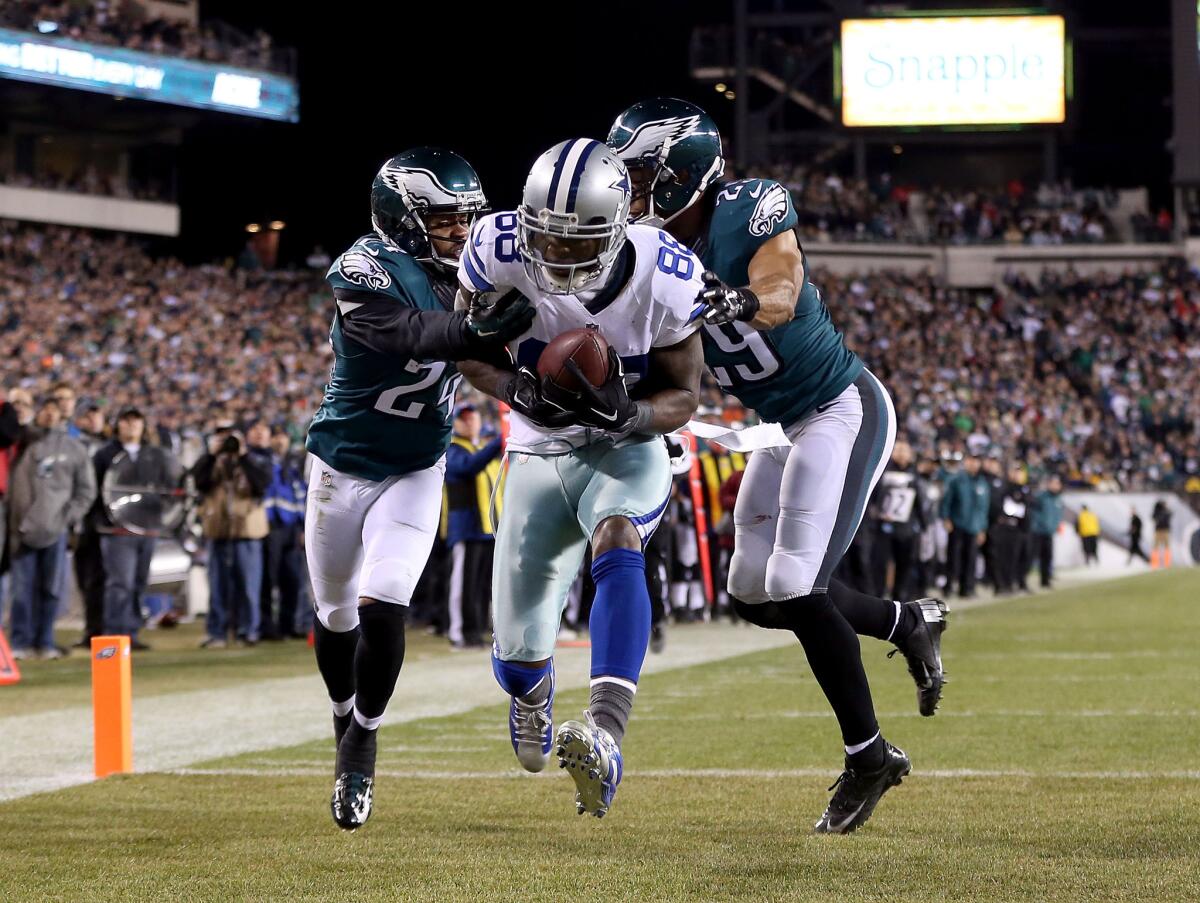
[164,766,1200,781]
[0,622,793,803]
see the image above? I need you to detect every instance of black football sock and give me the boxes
[785,592,881,754]
[846,733,887,772]
[336,603,407,777]
[828,579,910,642]
[313,618,359,745]
[589,679,636,744]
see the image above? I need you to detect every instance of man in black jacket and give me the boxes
[95,409,182,650]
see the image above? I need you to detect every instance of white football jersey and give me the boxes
[459,212,705,453]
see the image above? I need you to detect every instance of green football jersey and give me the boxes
[694,179,863,425]
[306,235,460,482]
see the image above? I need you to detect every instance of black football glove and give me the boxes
[501,367,577,430]
[466,290,536,344]
[697,270,760,325]
[546,347,641,432]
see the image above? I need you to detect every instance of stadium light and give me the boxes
[246,223,262,233]
[268,220,286,231]
[715,82,727,92]
[724,90,736,100]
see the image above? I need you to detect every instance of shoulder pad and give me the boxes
[328,235,419,300]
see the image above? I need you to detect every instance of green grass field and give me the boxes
[2,570,1198,902]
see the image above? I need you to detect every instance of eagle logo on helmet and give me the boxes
[612,115,702,162]
[748,184,790,237]
[338,248,392,291]
[379,165,486,212]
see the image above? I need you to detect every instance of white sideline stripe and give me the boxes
[0,622,795,803]
[634,709,1200,721]
[164,766,1200,781]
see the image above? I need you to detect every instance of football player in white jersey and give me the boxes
[455,138,706,817]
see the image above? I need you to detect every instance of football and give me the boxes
[537,327,611,391]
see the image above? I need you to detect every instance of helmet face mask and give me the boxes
[370,149,488,270]
[517,139,631,296]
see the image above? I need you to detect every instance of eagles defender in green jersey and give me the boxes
[306,148,533,832]
[609,99,947,835]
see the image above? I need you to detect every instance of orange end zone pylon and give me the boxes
[0,631,20,685]
[91,636,133,778]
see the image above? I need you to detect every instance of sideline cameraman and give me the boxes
[193,421,270,648]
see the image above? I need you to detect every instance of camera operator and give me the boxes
[193,421,271,648]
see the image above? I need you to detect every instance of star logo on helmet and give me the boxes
[610,174,631,199]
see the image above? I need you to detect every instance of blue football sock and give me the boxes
[492,653,552,699]
[589,548,651,684]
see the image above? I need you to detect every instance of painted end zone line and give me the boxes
[165,766,1200,781]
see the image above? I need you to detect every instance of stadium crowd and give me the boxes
[1,0,287,73]
[747,165,1147,245]
[0,219,1197,656]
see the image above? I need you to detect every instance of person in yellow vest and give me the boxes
[444,403,503,649]
[1075,505,1101,566]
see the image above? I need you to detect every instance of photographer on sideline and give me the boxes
[193,420,271,648]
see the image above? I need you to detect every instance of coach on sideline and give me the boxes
[444,403,502,650]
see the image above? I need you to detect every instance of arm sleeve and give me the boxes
[938,479,954,520]
[67,448,98,526]
[732,179,799,257]
[336,290,481,361]
[651,246,707,348]
[192,453,217,493]
[457,217,502,296]
[445,437,503,481]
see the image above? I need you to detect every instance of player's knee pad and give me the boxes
[728,549,770,604]
[314,596,360,633]
[358,555,418,607]
[764,548,820,601]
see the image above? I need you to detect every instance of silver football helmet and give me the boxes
[517,139,632,295]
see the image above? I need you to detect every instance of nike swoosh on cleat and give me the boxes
[591,409,619,422]
[828,801,867,832]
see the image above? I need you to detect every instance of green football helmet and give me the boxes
[606,97,724,224]
[370,147,488,269]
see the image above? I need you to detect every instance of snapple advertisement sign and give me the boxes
[840,15,1066,128]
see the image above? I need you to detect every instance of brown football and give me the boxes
[537,327,611,392]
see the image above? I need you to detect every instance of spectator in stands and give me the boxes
[94,408,181,650]
[260,425,307,640]
[194,423,271,648]
[5,396,96,659]
[940,453,990,598]
[49,383,79,438]
[1076,505,1101,566]
[444,403,502,650]
[1030,476,1063,588]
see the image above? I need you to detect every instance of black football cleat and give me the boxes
[331,772,374,831]
[889,598,948,716]
[814,741,911,835]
